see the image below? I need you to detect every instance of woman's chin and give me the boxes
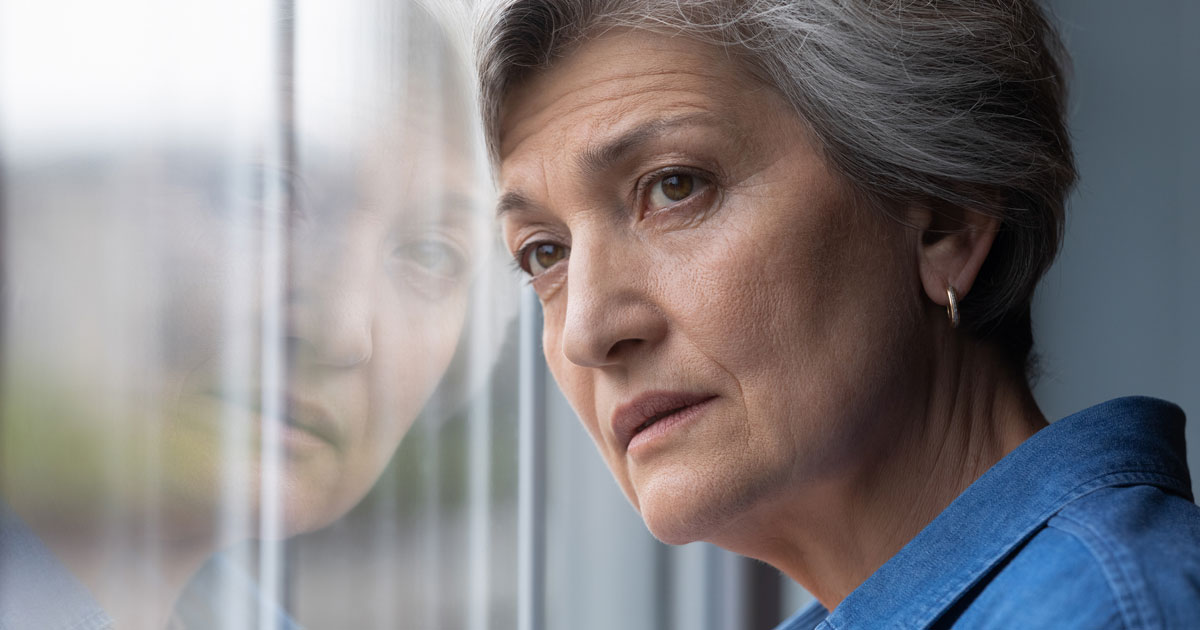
[635,476,741,546]
[633,455,787,547]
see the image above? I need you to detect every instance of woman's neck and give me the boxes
[709,337,1047,611]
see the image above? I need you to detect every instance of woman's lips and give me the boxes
[213,390,343,451]
[281,395,342,449]
[611,391,718,454]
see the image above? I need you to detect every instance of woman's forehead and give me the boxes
[497,29,760,164]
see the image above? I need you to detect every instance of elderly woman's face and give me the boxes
[498,30,927,543]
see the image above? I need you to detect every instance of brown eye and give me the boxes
[523,242,569,276]
[661,174,693,200]
[647,172,706,212]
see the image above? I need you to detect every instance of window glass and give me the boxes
[0,1,518,627]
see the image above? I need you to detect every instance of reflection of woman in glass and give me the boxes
[0,2,491,627]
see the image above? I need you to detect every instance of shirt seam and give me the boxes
[1050,510,1160,630]
[888,470,1180,630]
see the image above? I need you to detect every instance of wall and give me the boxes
[1035,0,1200,495]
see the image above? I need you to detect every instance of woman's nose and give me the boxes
[559,241,667,368]
[287,247,377,368]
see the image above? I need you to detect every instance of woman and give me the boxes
[0,1,495,627]
[479,1,1200,627]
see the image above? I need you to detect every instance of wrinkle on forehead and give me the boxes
[497,29,757,165]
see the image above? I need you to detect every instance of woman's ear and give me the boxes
[909,199,1000,310]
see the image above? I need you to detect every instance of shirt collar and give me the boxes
[0,501,303,630]
[0,501,113,630]
[817,396,1189,630]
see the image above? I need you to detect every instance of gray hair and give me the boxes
[476,0,1076,373]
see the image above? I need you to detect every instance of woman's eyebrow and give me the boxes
[496,112,731,220]
[495,190,543,220]
[575,111,727,176]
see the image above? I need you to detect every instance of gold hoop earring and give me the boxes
[946,285,960,329]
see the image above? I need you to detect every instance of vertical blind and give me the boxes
[0,0,524,627]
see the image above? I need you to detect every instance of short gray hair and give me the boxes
[476,0,1075,373]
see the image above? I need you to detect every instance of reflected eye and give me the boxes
[395,238,468,280]
[646,172,707,213]
[519,242,569,276]
[224,164,305,227]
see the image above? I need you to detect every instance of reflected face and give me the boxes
[3,118,484,538]
[163,130,483,534]
[498,31,925,544]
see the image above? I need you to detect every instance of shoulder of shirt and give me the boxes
[1042,485,1200,629]
[951,484,1200,630]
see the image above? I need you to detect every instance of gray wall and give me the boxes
[1034,1,1200,494]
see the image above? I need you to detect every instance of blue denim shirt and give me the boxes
[0,501,112,630]
[0,500,302,630]
[777,397,1200,630]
